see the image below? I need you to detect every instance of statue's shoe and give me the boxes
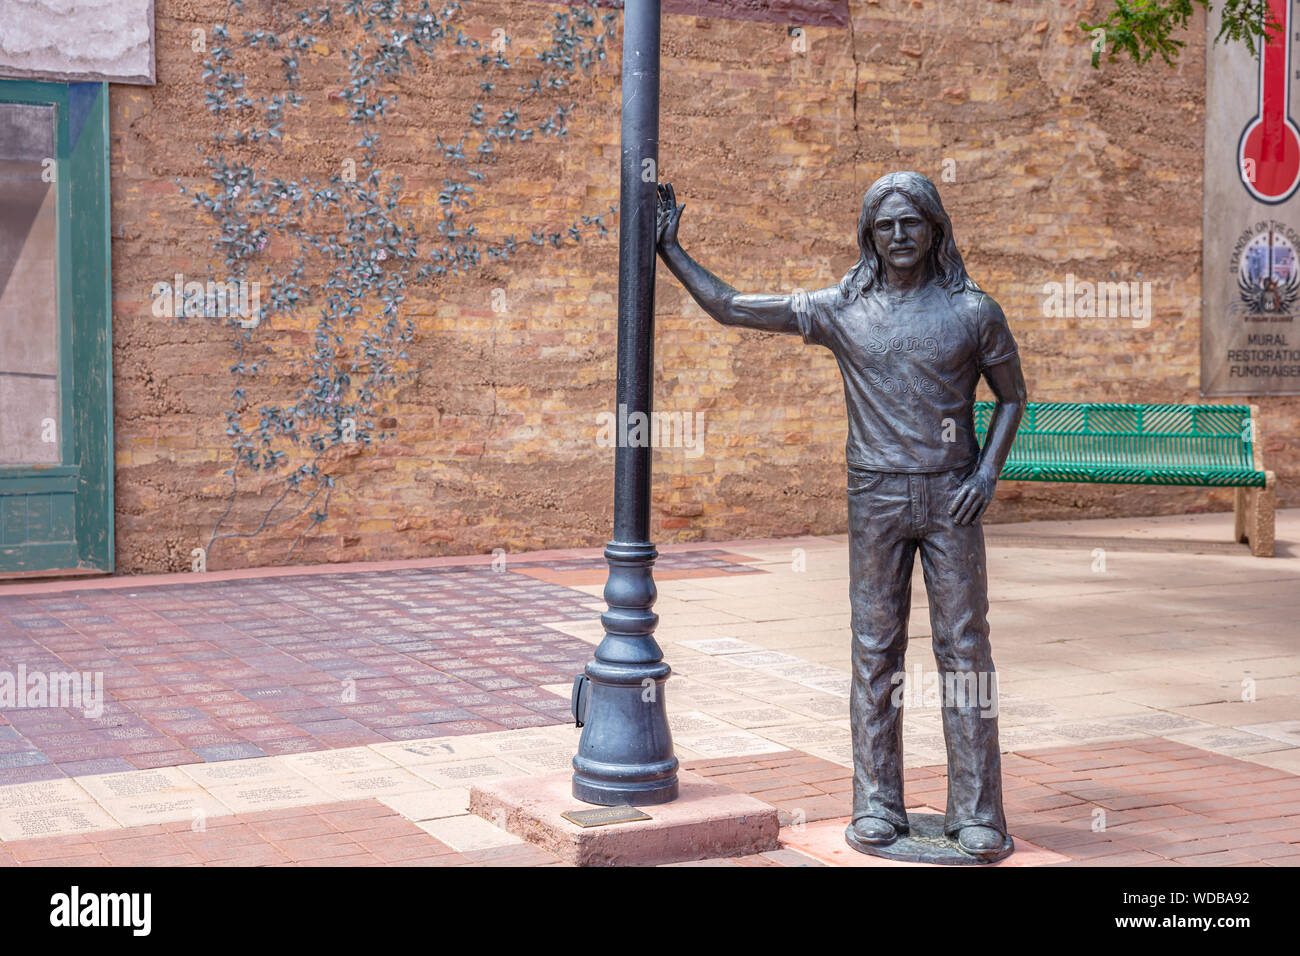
[850,816,901,846]
[956,825,1005,860]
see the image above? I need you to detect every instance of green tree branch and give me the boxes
[1082,0,1279,67]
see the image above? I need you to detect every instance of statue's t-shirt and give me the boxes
[790,283,1018,473]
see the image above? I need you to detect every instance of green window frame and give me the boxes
[0,79,113,576]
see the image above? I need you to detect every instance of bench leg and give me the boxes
[1233,473,1276,557]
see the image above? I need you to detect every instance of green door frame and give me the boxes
[0,80,113,575]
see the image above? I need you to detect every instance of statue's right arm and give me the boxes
[654,181,801,335]
[658,243,801,335]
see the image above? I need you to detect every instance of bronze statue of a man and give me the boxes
[654,172,1026,862]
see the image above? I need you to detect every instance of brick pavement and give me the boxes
[0,551,757,785]
[0,738,1294,866]
[0,798,560,867]
[0,511,1295,865]
[680,739,1300,867]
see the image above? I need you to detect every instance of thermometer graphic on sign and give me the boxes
[1238,0,1300,203]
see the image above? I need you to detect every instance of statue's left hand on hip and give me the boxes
[951,467,997,526]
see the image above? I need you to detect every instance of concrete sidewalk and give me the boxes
[0,509,1296,866]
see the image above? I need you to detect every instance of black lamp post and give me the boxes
[571,0,679,806]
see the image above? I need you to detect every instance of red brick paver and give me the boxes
[0,799,563,867]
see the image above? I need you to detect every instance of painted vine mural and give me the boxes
[177,0,618,567]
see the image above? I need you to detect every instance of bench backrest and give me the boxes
[973,402,1267,486]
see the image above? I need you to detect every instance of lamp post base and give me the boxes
[570,657,679,806]
[572,772,679,807]
[570,540,679,807]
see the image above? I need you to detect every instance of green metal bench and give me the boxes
[974,401,1275,556]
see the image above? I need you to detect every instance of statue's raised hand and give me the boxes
[656,182,685,252]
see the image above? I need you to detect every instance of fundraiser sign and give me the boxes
[1203,0,1300,394]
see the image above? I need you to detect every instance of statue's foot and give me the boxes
[956,825,1004,860]
[850,816,901,846]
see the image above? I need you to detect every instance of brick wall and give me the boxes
[106,0,1297,573]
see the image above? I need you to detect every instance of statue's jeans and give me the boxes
[846,464,1007,838]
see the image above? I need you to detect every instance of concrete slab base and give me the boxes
[469,770,781,866]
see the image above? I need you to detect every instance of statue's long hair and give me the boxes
[837,171,979,299]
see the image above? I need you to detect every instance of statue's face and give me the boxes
[871,193,932,272]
